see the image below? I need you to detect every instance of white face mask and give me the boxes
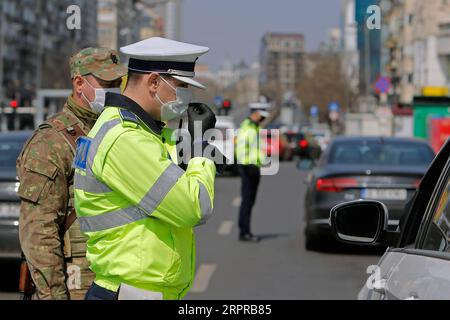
[82,78,121,114]
[156,76,193,121]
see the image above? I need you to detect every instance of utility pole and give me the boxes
[364,24,371,97]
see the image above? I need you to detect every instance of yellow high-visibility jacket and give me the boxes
[74,93,216,300]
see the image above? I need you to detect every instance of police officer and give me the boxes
[74,37,220,300]
[17,48,127,299]
[236,103,270,242]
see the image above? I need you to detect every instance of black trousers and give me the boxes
[85,282,117,300]
[238,165,261,235]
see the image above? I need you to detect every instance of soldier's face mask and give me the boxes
[156,76,193,122]
[82,78,121,114]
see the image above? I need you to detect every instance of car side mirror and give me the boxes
[297,159,314,171]
[330,200,392,246]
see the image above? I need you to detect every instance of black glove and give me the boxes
[187,103,216,140]
[185,103,226,174]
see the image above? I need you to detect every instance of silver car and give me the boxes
[0,131,32,260]
[330,138,450,300]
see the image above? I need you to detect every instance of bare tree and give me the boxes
[297,52,354,122]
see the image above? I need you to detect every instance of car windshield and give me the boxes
[328,140,435,166]
[0,139,27,169]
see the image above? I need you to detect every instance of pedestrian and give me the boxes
[17,48,127,299]
[236,103,270,242]
[74,37,222,300]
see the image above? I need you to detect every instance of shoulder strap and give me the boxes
[48,118,86,154]
[43,113,89,233]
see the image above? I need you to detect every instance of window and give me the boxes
[422,173,450,252]
[328,140,435,166]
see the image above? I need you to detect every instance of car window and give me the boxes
[0,139,26,169]
[422,174,450,252]
[328,141,435,166]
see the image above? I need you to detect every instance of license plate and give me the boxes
[361,189,407,200]
[0,203,20,218]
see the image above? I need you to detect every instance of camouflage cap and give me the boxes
[70,47,128,81]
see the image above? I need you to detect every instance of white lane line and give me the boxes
[218,220,233,236]
[232,197,241,207]
[191,264,217,293]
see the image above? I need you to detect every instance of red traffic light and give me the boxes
[10,100,18,108]
[222,100,232,108]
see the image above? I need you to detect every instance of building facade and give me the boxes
[355,0,382,95]
[341,0,360,94]
[259,33,305,99]
[382,0,450,104]
[0,0,98,104]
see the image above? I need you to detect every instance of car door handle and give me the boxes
[372,279,387,294]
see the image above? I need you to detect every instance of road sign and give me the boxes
[214,96,223,106]
[374,76,391,94]
[310,105,319,117]
[328,102,339,112]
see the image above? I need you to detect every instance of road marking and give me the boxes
[191,264,217,293]
[218,220,233,235]
[232,197,241,207]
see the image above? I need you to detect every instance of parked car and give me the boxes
[282,131,322,162]
[303,136,435,251]
[0,131,33,260]
[330,138,450,300]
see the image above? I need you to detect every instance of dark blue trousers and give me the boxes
[238,165,261,235]
[85,282,117,300]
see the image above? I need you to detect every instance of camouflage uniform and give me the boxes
[16,48,127,300]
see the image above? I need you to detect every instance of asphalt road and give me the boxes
[185,162,383,300]
[0,162,383,300]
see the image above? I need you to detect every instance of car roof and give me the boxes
[0,131,33,141]
[331,136,429,145]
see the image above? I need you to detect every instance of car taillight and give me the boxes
[316,178,359,192]
[414,179,422,188]
[299,139,309,149]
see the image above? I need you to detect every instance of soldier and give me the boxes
[16,48,127,300]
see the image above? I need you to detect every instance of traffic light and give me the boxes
[10,100,18,109]
[222,99,232,109]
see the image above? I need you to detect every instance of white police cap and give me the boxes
[120,37,209,89]
[249,102,271,118]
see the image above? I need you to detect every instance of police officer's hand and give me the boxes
[187,103,216,140]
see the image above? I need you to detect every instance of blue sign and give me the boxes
[310,105,319,117]
[214,96,223,106]
[374,76,391,94]
[328,102,339,112]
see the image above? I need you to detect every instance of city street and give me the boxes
[186,161,382,300]
[0,161,382,300]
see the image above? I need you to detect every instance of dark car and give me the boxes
[330,138,450,299]
[0,131,32,260]
[284,131,321,161]
[303,136,435,251]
